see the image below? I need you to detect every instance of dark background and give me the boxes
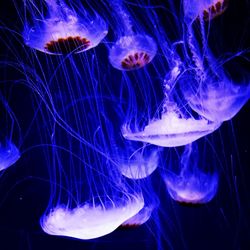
[0,1,250,249]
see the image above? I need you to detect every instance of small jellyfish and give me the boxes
[182,74,250,122]
[109,35,157,71]
[165,171,218,205]
[40,194,144,240]
[23,0,108,54]
[118,147,159,180]
[0,140,20,171]
[181,0,250,123]
[108,1,157,70]
[122,64,221,147]
[164,143,218,205]
[183,0,229,22]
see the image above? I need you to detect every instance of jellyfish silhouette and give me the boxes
[122,62,221,147]
[108,0,157,70]
[164,143,218,205]
[0,139,20,171]
[23,0,108,54]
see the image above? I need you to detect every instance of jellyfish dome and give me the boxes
[23,0,108,54]
[183,0,229,22]
[122,110,221,147]
[109,34,157,71]
[181,70,250,122]
[118,148,159,179]
[41,195,144,240]
[165,170,218,205]
[163,143,219,205]
[0,140,20,171]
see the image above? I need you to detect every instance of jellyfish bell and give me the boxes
[118,147,159,180]
[107,0,157,70]
[109,34,157,71]
[23,0,108,54]
[163,143,219,205]
[122,107,221,147]
[0,140,20,171]
[186,82,250,122]
[183,0,229,22]
[40,194,144,240]
[180,68,250,122]
[164,170,218,205]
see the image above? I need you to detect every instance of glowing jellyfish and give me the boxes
[181,72,250,122]
[23,0,108,54]
[118,147,159,180]
[0,140,20,171]
[108,1,157,70]
[41,195,144,240]
[164,143,218,205]
[181,0,250,123]
[183,0,229,22]
[122,63,221,147]
[31,69,147,240]
[109,35,157,71]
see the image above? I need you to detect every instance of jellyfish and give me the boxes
[164,143,218,205]
[181,0,250,123]
[180,70,250,122]
[26,60,147,240]
[39,127,146,240]
[23,0,108,54]
[183,0,229,22]
[0,139,20,171]
[118,146,159,180]
[109,35,157,71]
[108,0,157,70]
[0,93,20,171]
[41,194,144,240]
[122,62,221,147]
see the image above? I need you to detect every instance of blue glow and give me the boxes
[0,0,249,248]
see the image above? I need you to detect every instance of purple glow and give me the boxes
[41,195,144,240]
